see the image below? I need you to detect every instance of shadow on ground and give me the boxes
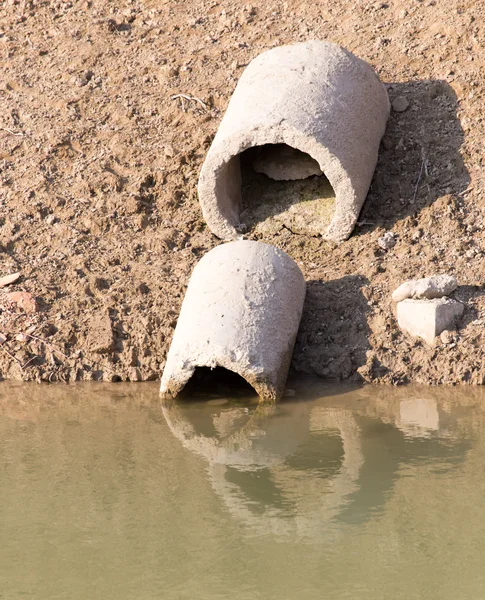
[357,79,470,233]
[291,274,370,380]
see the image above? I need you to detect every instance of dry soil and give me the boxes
[0,0,484,386]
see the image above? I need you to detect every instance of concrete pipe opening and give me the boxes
[160,240,306,403]
[239,144,336,237]
[180,366,257,399]
[198,40,389,243]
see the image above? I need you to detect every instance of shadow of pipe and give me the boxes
[356,79,470,234]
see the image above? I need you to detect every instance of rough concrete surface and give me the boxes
[160,240,306,401]
[392,275,458,302]
[397,298,464,345]
[198,40,389,243]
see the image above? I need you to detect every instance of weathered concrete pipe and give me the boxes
[198,40,390,243]
[160,241,306,402]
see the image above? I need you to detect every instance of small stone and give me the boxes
[0,333,6,344]
[440,330,455,345]
[392,96,409,112]
[283,388,296,397]
[45,214,57,225]
[392,274,457,302]
[0,272,20,288]
[378,231,397,250]
[397,298,464,345]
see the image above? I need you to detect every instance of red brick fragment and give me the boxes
[3,292,39,313]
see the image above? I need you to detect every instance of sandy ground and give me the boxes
[0,0,485,386]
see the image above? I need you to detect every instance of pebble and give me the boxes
[440,330,456,345]
[378,231,397,250]
[392,96,409,112]
[0,272,20,288]
[45,214,57,225]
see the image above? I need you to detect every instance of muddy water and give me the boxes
[2,380,485,599]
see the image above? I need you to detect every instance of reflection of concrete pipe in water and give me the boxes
[198,40,389,243]
[161,400,364,541]
[160,241,306,402]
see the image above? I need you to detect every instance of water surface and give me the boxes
[1,380,485,599]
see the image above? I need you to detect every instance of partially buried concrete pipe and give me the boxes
[198,40,389,243]
[160,241,306,402]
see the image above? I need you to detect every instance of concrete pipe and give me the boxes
[198,40,389,243]
[160,240,306,402]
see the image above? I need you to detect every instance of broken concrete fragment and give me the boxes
[0,272,20,288]
[392,274,457,303]
[397,298,464,345]
[160,240,306,402]
[198,40,389,243]
[252,145,323,180]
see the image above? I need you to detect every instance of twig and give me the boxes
[22,355,39,369]
[412,154,426,204]
[171,93,207,112]
[0,127,24,137]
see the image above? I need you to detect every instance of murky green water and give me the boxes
[2,380,485,599]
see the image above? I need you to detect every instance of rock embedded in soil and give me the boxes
[440,329,456,345]
[378,231,397,250]
[397,298,464,346]
[392,96,409,112]
[392,274,457,302]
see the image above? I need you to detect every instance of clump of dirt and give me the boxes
[0,0,484,386]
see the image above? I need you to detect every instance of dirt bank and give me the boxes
[0,0,484,385]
